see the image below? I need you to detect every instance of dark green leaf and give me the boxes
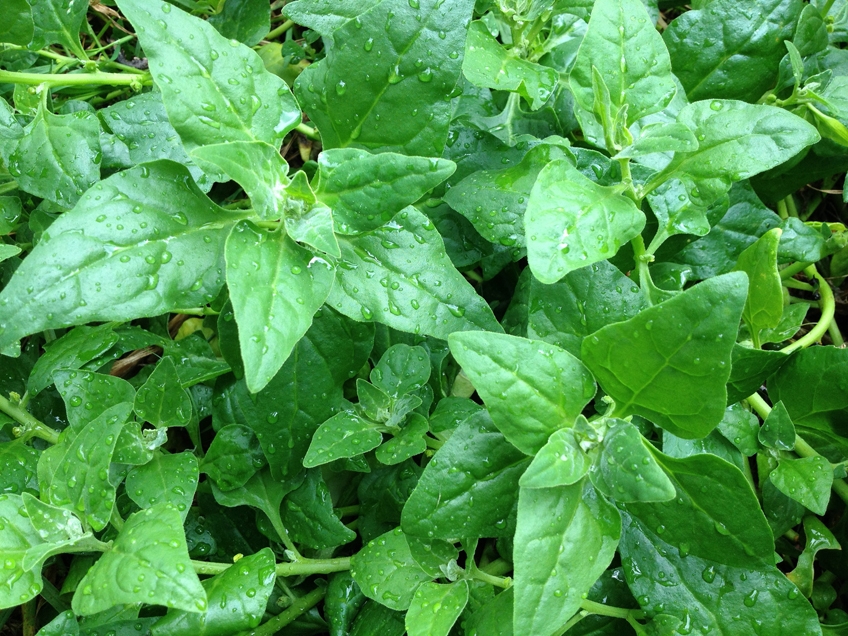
[27,325,118,396]
[519,428,590,489]
[200,424,266,491]
[405,581,468,636]
[303,411,382,468]
[126,451,199,521]
[207,0,270,46]
[29,0,88,56]
[280,468,356,549]
[54,369,135,430]
[0,0,33,46]
[760,400,796,451]
[134,357,193,428]
[770,455,833,515]
[726,345,788,405]
[0,439,39,495]
[787,516,840,597]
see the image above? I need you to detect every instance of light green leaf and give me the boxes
[513,480,620,636]
[0,0,33,46]
[463,21,558,110]
[285,200,340,258]
[405,581,469,636]
[329,207,501,338]
[0,245,20,263]
[525,159,645,284]
[116,0,300,152]
[449,332,596,455]
[570,0,676,124]
[37,403,130,532]
[200,424,266,491]
[371,344,431,398]
[759,401,796,451]
[375,413,429,465]
[787,517,840,597]
[0,493,51,610]
[519,428,591,489]
[582,272,747,439]
[0,439,39,495]
[280,469,356,549]
[314,149,455,235]
[27,325,118,396]
[303,411,383,468]
[29,0,88,57]
[71,504,206,615]
[0,161,249,351]
[113,421,168,466]
[716,403,759,456]
[758,302,810,345]
[126,452,198,521]
[770,456,833,515]
[614,122,699,159]
[226,221,334,393]
[134,358,193,428]
[53,369,135,430]
[734,228,784,346]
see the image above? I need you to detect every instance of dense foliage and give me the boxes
[1,0,848,634]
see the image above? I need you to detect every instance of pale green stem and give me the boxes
[265,19,294,41]
[782,266,835,354]
[780,261,813,280]
[0,69,151,87]
[828,318,844,347]
[782,279,815,292]
[295,122,320,140]
[471,567,512,589]
[1,394,60,444]
[580,599,643,620]
[0,181,18,195]
[238,586,325,636]
[192,556,351,578]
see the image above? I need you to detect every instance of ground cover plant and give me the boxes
[1,0,848,633]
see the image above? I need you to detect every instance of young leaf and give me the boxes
[0,161,249,350]
[280,469,356,549]
[570,0,677,125]
[303,411,383,468]
[0,439,39,495]
[726,345,788,405]
[769,456,833,515]
[405,581,469,636]
[449,332,596,455]
[134,357,193,428]
[200,425,266,491]
[329,207,501,338]
[126,451,199,521]
[285,200,340,258]
[0,494,53,610]
[28,0,88,57]
[371,344,431,398]
[115,0,300,151]
[582,272,748,439]
[71,503,206,615]
[513,480,621,636]
[525,159,645,284]
[53,369,135,430]
[226,221,334,393]
[734,228,783,346]
[519,428,591,489]
[787,517,840,597]
[759,401,796,451]
[21,493,85,545]
[375,413,429,465]
[614,122,699,159]
[27,325,118,396]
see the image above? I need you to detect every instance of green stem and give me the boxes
[554,610,590,636]
[192,556,351,578]
[746,392,772,421]
[828,317,844,347]
[470,567,511,589]
[239,586,325,636]
[265,19,294,41]
[781,266,834,354]
[22,598,36,636]
[0,181,19,195]
[777,198,789,220]
[783,195,798,218]
[579,599,643,620]
[631,235,655,305]
[782,279,815,292]
[823,0,837,15]
[479,558,513,578]
[0,43,78,65]
[172,307,220,316]
[0,394,60,444]
[780,261,813,280]
[0,69,151,87]
[295,122,320,140]
[335,505,360,518]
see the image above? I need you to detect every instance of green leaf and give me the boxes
[582,272,747,438]
[314,149,455,235]
[72,503,206,615]
[0,493,52,610]
[190,142,288,220]
[716,403,759,456]
[134,358,193,428]
[151,548,276,636]
[113,421,167,466]
[0,161,248,351]
[513,480,621,635]
[519,428,591,489]
[449,332,596,455]
[349,600,406,636]
[591,420,676,503]
[375,413,429,465]
[22,492,85,545]
[405,581,469,636]
[570,0,676,125]
[664,0,803,102]
[371,344,431,398]
[8,106,101,207]
[787,516,840,597]
[0,0,33,46]
[734,227,783,344]
[29,0,88,57]
[614,122,699,159]
[126,451,199,521]
[225,221,334,393]
[36,611,78,636]
[402,411,531,540]
[303,411,383,468]
[294,0,475,156]
[200,424,266,491]
[329,207,501,338]
[27,325,118,396]
[37,403,130,532]
[0,439,39,495]
[285,200,340,258]
[116,0,300,152]
[0,245,21,263]
[325,571,366,636]
[525,159,645,284]
[207,0,270,46]
[759,302,810,345]
[462,21,558,110]
[770,455,833,515]
[53,369,135,430]
[280,469,356,549]
[350,527,433,611]
[726,345,788,405]
[759,401,796,451]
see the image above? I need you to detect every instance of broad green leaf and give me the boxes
[134,358,193,428]
[116,0,300,151]
[314,149,455,235]
[72,504,206,615]
[113,421,168,466]
[402,411,530,540]
[27,325,118,396]
[151,548,276,636]
[35,611,78,636]
[371,344,430,398]
[513,480,621,636]
[463,22,558,110]
[225,221,334,393]
[8,106,101,207]
[0,493,52,609]
[464,588,513,636]
[787,516,840,597]
[527,259,647,358]
[726,345,788,405]
[329,207,501,338]
[280,469,356,549]
[37,403,130,532]
[0,161,248,351]
[591,421,676,503]
[449,332,595,454]
[375,413,429,465]
[716,403,759,456]
[405,581,468,636]
[191,142,288,220]
[283,0,381,40]
[734,227,783,345]
[200,424,266,491]
[570,0,676,125]
[614,122,699,159]
[207,0,270,46]
[759,401,796,451]
[294,0,475,156]
[525,159,645,284]
[126,451,199,521]
[285,200,340,258]
[0,439,39,495]
[664,0,803,102]
[350,527,433,611]
[53,369,135,431]
[349,601,406,636]
[163,336,231,388]
[405,535,458,578]
[645,176,712,247]
[770,456,833,515]
[0,0,33,46]
[768,346,848,432]
[762,478,805,541]
[325,572,366,636]
[519,428,591,489]
[582,272,747,439]
[29,0,88,57]
[0,245,21,262]
[22,493,85,547]
[759,302,810,345]
[303,411,382,468]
